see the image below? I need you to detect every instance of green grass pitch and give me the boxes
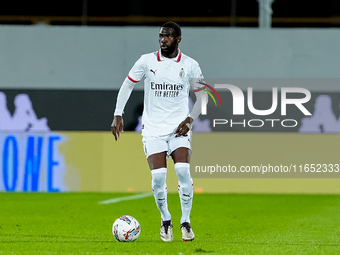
[1,193,340,254]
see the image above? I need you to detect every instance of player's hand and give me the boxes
[111,116,124,141]
[175,117,193,137]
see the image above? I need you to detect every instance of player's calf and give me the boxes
[151,168,171,221]
[175,163,193,223]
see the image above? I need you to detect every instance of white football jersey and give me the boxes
[127,49,204,136]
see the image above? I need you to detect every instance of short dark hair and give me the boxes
[161,21,181,37]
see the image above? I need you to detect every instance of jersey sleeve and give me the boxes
[190,62,205,92]
[191,62,203,79]
[127,55,147,82]
[189,61,208,120]
[113,77,136,116]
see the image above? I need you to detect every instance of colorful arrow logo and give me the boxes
[194,81,222,106]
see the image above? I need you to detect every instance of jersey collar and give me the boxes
[157,49,182,62]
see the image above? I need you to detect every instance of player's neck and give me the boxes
[161,48,178,59]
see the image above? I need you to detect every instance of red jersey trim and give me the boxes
[127,75,139,83]
[157,50,161,61]
[176,51,182,62]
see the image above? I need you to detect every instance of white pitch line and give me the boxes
[98,192,153,205]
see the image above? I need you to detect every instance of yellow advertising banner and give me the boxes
[1,132,340,193]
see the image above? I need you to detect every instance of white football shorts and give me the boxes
[142,131,192,159]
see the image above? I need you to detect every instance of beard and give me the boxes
[160,44,177,56]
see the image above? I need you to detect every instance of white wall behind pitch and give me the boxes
[0,25,339,91]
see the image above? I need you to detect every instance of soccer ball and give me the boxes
[112,215,141,242]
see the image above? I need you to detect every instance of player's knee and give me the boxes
[175,164,191,183]
[151,170,167,190]
[177,171,190,183]
[151,168,167,188]
[152,173,165,187]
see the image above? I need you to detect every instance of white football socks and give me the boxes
[151,168,171,221]
[174,163,193,224]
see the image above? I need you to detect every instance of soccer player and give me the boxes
[111,22,207,242]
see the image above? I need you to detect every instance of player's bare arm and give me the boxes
[175,85,207,137]
[111,115,124,141]
[175,117,194,137]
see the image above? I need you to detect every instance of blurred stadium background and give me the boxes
[1,0,340,194]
